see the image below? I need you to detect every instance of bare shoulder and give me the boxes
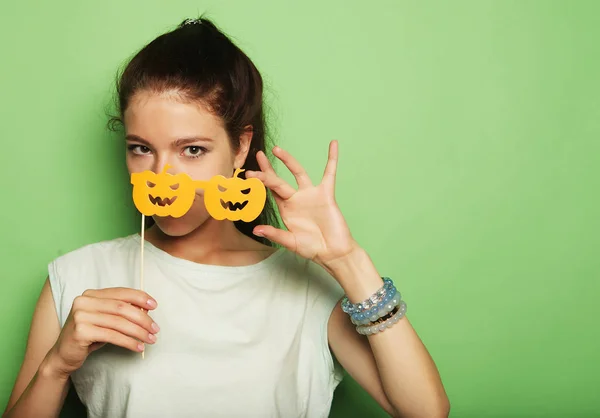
[4,277,64,413]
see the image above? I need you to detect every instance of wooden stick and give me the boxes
[140,214,145,359]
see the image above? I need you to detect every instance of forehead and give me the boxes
[124,90,227,143]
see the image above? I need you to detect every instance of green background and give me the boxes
[1,1,599,417]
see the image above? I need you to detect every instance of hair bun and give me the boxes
[180,18,202,27]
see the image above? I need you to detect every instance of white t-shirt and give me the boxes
[48,233,345,418]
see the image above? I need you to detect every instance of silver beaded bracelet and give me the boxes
[341,277,395,315]
[356,300,407,335]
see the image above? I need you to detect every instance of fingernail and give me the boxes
[151,322,160,333]
[147,299,157,308]
[255,231,264,237]
[137,343,145,352]
[148,333,157,343]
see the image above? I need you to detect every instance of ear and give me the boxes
[233,125,253,169]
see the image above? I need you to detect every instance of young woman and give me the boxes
[3,17,449,418]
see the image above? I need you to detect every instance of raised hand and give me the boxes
[246,140,358,269]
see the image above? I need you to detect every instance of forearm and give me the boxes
[326,248,450,418]
[3,355,70,418]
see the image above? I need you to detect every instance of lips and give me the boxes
[220,199,249,211]
[149,195,178,207]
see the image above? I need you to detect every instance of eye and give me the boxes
[240,188,251,195]
[128,144,152,155]
[183,146,207,158]
[218,185,227,192]
[147,181,156,188]
[170,183,180,190]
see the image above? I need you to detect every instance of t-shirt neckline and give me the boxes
[129,233,286,275]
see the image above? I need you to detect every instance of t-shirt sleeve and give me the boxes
[47,245,97,328]
[48,256,68,328]
[303,258,346,386]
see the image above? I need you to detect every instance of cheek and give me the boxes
[125,155,135,174]
[186,148,236,180]
[126,154,152,175]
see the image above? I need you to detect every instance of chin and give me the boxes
[152,215,204,237]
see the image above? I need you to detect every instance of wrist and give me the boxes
[39,348,71,383]
[322,245,374,278]
[322,246,386,303]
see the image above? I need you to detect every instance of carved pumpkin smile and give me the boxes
[149,195,178,207]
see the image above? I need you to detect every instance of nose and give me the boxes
[153,161,179,175]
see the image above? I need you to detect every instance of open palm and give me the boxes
[246,141,357,268]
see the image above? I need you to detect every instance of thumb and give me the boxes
[89,342,106,353]
[254,225,297,252]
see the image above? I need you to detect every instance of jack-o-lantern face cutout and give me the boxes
[203,168,266,222]
[131,164,197,218]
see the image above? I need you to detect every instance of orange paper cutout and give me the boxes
[203,168,266,222]
[130,164,198,218]
[130,166,266,222]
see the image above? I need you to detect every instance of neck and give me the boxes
[145,217,266,262]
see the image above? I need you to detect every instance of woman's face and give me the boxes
[124,90,251,236]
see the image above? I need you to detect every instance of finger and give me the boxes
[76,311,157,344]
[255,149,277,175]
[73,296,158,334]
[253,225,297,251]
[272,146,313,189]
[322,140,338,191]
[80,323,145,353]
[245,170,295,200]
[82,288,158,310]
[246,152,296,200]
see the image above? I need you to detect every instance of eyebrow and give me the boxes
[125,134,214,147]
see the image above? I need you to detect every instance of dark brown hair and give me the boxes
[109,16,279,245]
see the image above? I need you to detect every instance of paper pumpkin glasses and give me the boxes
[131,164,267,359]
[130,165,267,221]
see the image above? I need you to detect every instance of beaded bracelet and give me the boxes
[356,300,407,335]
[342,278,401,324]
[352,288,400,323]
[350,291,401,326]
[341,277,395,316]
[341,277,394,314]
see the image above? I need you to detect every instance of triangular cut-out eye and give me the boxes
[240,188,251,195]
[147,181,156,187]
[170,183,180,190]
[218,185,227,192]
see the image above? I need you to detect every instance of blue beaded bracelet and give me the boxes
[341,277,402,324]
[350,286,398,323]
[351,291,401,325]
[341,277,394,315]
